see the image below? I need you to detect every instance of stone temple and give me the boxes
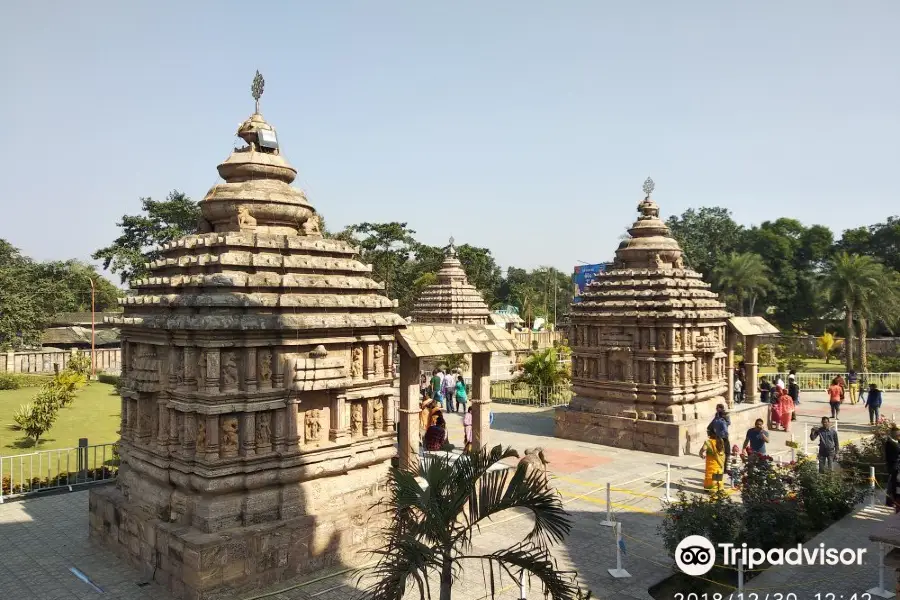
[410,238,491,325]
[89,75,406,599]
[554,179,768,456]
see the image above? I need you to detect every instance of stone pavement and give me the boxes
[0,395,895,600]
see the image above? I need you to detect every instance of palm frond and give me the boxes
[459,541,585,600]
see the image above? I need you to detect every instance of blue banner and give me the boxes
[573,263,609,302]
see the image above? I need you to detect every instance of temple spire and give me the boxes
[251,70,265,114]
[446,236,457,257]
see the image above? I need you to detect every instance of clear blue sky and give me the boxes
[2,1,898,282]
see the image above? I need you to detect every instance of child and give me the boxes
[463,406,473,452]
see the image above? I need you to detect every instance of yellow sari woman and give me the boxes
[699,434,726,490]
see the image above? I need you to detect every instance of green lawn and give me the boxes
[0,382,120,456]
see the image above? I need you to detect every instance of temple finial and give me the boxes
[446,236,457,257]
[251,71,265,114]
[642,176,655,198]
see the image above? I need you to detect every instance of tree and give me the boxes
[837,216,900,272]
[665,207,744,279]
[855,269,900,372]
[815,332,840,364]
[711,252,773,316]
[821,253,885,371]
[334,222,418,302]
[93,190,201,284]
[363,446,589,600]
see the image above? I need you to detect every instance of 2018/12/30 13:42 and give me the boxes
[672,594,875,600]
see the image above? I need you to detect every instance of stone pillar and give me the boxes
[726,331,735,408]
[205,349,220,393]
[384,393,395,431]
[329,393,349,443]
[272,348,284,389]
[397,346,420,472]
[183,347,196,391]
[746,335,759,403]
[204,415,219,462]
[184,412,196,456]
[157,400,169,449]
[245,347,258,392]
[240,412,256,457]
[365,344,376,379]
[120,399,129,441]
[6,350,16,373]
[285,398,300,451]
[471,352,492,449]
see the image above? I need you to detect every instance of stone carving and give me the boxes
[673,365,681,386]
[259,350,272,383]
[309,344,327,359]
[301,215,321,236]
[236,206,257,229]
[674,256,684,269]
[653,253,665,269]
[175,350,185,385]
[305,409,322,442]
[222,351,238,388]
[350,346,363,379]
[658,365,669,385]
[673,331,682,350]
[221,416,239,456]
[699,360,707,381]
[373,398,384,431]
[350,403,363,437]
[373,345,384,376]
[256,412,271,447]
[197,418,206,450]
[518,448,550,485]
[657,331,667,349]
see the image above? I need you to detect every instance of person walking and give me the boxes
[455,374,468,413]
[710,405,731,466]
[699,430,726,491]
[759,376,772,404]
[836,373,846,402]
[788,374,800,421]
[866,382,884,425]
[419,374,428,400]
[811,417,840,473]
[442,368,458,413]
[423,411,448,451]
[734,376,743,405]
[743,418,770,456]
[847,370,860,405]
[775,387,794,432]
[828,377,843,420]
[430,369,444,408]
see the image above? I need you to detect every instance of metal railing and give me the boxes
[489,380,572,407]
[758,372,900,392]
[0,442,119,502]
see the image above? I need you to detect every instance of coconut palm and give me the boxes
[362,446,590,600]
[856,269,900,372]
[712,252,773,316]
[821,252,885,371]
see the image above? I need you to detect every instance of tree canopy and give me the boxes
[0,240,121,350]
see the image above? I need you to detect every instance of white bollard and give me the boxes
[664,462,672,502]
[518,570,526,600]
[601,482,615,526]
[790,433,796,463]
[738,557,744,592]
[607,522,631,578]
[871,466,877,508]
[867,542,896,598]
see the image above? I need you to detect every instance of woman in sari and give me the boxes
[423,411,448,451]
[419,396,437,441]
[776,387,795,432]
[699,430,726,490]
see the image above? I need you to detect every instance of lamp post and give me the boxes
[88,276,96,378]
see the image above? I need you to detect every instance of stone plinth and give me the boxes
[554,402,769,456]
[89,79,405,600]
[556,179,738,454]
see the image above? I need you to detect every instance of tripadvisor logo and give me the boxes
[675,536,867,575]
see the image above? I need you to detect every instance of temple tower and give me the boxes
[89,73,406,599]
[410,238,491,324]
[555,179,767,455]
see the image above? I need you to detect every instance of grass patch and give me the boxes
[0,382,120,455]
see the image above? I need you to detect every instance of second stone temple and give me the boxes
[555,179,769,456]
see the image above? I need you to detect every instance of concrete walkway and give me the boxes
[0,395,895,600]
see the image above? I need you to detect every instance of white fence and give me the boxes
[490,381,573,406]
[760,372,900,392]
[1,348,121,375]
[0,443,119,502]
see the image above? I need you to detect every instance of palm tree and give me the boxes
[821,252,885,371]
[816,332,840,364]
[363,446,590,600]
[856,269,900,372]
[712,252,773,316]
[514,346,572,405]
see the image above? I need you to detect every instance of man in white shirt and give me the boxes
[443,369,458,413]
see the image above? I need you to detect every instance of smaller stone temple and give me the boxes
[555,179,769,456]
[397,239,519,470]
[410,238,491,324]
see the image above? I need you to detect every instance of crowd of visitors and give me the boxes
[418,367,491,453]
[702,368,888,492]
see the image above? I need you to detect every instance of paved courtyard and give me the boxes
[0,394,896,600]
